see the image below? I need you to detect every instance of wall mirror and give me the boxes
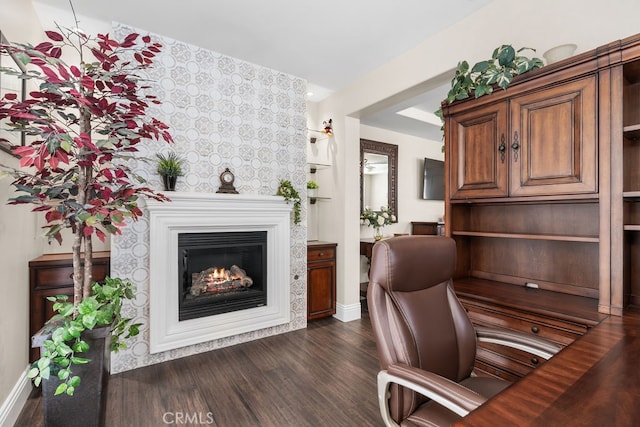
[0,30,27,156]
[360,139,398,220]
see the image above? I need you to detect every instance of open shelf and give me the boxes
[623,124,640,140]
[624,191,640,199]
[308,162,331,174]
[451,230,599,243]
[308,196,330,205]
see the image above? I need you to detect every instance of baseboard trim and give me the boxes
[0,367,32,427]
[333,302,361,322]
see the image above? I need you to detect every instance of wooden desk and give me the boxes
[458,307,640,426]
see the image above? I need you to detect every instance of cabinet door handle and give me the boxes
[511,131,520,162]
[531,326,539,333]
[498,134,506,163]
[531,357,539,365]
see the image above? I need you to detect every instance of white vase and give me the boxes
[543,44,577,64]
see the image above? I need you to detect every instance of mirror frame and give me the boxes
[360,138,398,221]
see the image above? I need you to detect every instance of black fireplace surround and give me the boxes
[178,231,267,321]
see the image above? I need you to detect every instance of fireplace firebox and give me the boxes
[178,231,267,320]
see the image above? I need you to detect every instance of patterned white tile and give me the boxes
[110,23,308,373]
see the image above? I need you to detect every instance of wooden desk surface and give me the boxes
[458,307,640,426]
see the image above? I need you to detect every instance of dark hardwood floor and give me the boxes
[15,311,383,426]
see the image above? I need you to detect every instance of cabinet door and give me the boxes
[307,261,336,319]
[449,101,509,199]
[509,76,597,196]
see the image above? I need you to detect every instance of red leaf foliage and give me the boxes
[45,31,64,42]
[34,41,53,53]
[70,65,81,78]
[95,228,106,242]
[83,226,94,237]
[1,27,173,251]
[50,47,62,58]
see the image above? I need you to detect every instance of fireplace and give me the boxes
[178,231,267,320]
[146,192,292,354]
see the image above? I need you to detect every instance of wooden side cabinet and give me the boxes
[307,242,337,320]
[411,221,440,235]
[29,251,110,361]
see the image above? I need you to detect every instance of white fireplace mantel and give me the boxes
[145,192,292,353]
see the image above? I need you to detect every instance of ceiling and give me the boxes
[32,0,494,139]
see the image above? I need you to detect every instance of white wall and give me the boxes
[0,1,46,422]
[360,125,444,237]
[357,125,444,283]
[311,0,640,316]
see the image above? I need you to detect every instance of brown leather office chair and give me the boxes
[367,236,560,426]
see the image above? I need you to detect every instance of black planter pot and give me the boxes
[162,174,177,191]
[37,326,111,427]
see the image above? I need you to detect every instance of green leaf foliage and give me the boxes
[435,44,543,135]
[156,151,185,176]
[28,277,140,397]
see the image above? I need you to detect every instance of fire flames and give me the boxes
[207,267,232,285]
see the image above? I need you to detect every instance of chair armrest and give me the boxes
[475,325,562,359]
[377,363,486,426]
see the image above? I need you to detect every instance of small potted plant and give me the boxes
[156,151,185,191]
[307,180,319,198]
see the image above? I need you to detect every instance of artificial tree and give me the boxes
[0,24,172,395]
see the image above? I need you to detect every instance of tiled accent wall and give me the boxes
[110,23,308,373]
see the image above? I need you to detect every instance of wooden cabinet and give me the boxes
[29,252,110,361]
[449,77,597,200]
[410,221,440,235]
[621,59,640,310]
[509,76,597,197]
[442,33,640,378]
[450,101,509,199]
[307,242,337,320]
[455,279,602,380]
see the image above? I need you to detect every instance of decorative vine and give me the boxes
[277,179,302,225]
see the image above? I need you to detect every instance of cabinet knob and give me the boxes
[498,134,506,163]
[531,357,539,365]
[319,252,324,256]
[512,131,520,162]
[531,326,539,333]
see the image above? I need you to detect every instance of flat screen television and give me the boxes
[422,158,444,200]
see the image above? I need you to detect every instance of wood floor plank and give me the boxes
[14,313,383,426]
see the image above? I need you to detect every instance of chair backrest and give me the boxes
[367,236,477,422]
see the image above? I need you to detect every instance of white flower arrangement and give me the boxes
[360,206,396,229]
